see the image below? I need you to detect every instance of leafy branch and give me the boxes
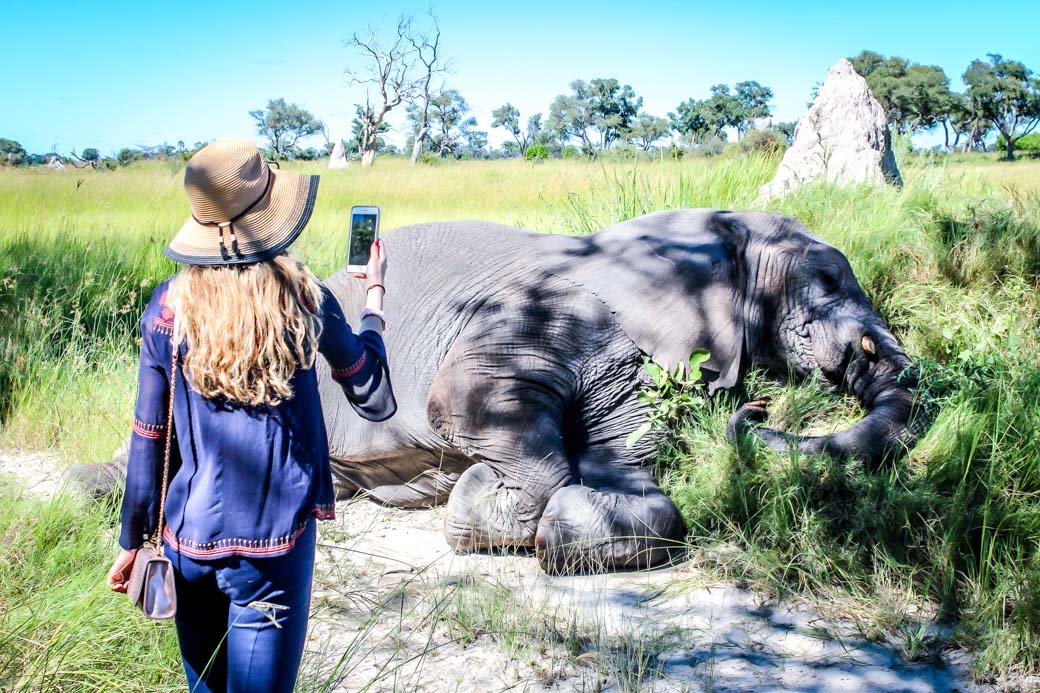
[626,349,711,448]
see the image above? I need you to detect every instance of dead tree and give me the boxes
[346,17,422,167]
[406,13,448,165]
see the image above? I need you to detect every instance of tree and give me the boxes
[0,138,26,165]
[547,81,597,153]
[628,113,671,151]
[68,148,101,169]
[670,99,711,144]
[426,89,479,159]
[671,81,774,145]
[938,92,988,152]
[492,103,527,155]
[771,121,797,144]
[670,85,739,144]
[404,12,447,165]
[963,54,1040,160]
[117,148,143,166]
[491,105,544,157]
[587,78,642,149]
[346,16,434,167]
[849,51,953,135]
[704,85,742,137]
[249,98,323,159]
[734,81,773,137]
[351,104,389,155]
[462,128,488,159]
[546,78,642,154]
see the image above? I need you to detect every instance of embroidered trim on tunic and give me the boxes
[331,353,366,381]
[132,418,167,440]
[164,522,309,558]
[163,503,335,558]
[151,290,175,335]
[313,503,336,520]
[151,316,174,335]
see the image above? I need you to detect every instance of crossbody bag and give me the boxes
[126,339,178,620]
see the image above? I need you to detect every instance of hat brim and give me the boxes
[165,169,319,266]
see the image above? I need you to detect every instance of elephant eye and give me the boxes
[818,269,841,291]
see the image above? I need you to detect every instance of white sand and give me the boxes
[1,450,1000,692]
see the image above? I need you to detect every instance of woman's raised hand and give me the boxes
[352,240,386,288]
[365,240,386,289]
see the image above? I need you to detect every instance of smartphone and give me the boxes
[347,205,380,274]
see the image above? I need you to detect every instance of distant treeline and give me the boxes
[3,46,1038,169]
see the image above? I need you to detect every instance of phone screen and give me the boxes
[348,211,378,266]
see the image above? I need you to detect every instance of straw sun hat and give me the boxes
[165,138,319,265]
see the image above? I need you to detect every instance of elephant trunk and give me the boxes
[729,325,920,467]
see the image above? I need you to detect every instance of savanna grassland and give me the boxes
[1,152,1040,689]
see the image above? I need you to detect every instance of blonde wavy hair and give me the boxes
[168,253,324,407]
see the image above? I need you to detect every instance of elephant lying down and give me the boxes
[73,210,921,575]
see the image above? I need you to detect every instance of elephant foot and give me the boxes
[444,462,544,553]
[534,485,686,575]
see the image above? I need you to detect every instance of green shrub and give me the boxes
[525,144,550,161]
[739,128,788,156]
[0,138,26,166]
[117,148,142,166]
[996,132,1040,153]
[694,134,726,157]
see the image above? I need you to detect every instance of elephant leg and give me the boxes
[331,447,473,508]
[64,438,130,500]
[441,412,573,553]
[535,448,686,575]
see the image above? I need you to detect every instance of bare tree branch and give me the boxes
[344,13,445,166]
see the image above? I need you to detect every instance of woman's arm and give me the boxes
[117,296,174,551]
[319,241,396,421]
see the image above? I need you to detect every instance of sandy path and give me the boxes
[0,450,993,692]
[302,500,987,692]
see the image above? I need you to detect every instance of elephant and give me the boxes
[71,210,921,575]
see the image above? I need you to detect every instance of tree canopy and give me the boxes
[669,82,771,144]
[249,98,324,159]
[963,54,1040,160]
[850,50,953,134]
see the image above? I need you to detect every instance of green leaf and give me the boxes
[644,361,664,386]
[626,421,653,448]
[688,349,711,380]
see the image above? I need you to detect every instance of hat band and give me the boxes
[190,167,274,261]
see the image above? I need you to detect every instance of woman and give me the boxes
[106,138,395,692]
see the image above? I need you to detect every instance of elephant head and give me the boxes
[728,212,919,464]
[540,209,919,466]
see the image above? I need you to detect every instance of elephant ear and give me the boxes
[538,210,748,394]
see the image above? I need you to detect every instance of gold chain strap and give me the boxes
[151,336,178,549]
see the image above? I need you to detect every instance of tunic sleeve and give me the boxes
[118,295,175,550]
[318,286,397,422]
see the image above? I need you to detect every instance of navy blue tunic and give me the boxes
[118,279,395,558]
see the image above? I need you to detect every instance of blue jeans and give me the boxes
[165,518,316,693]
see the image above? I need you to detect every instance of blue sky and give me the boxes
[5,0,1038,154]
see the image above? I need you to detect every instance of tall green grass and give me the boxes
[2,153,1040,681]
[0,486,182,690]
